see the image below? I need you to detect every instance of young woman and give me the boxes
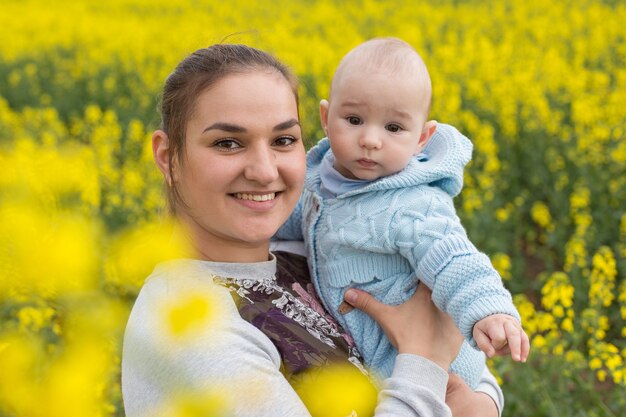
[122,44,502,417]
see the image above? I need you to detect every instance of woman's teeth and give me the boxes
[234,193,276,201]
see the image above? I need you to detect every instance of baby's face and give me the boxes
[322,70,430,180]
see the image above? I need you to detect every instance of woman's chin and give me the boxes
[237,227,278,246]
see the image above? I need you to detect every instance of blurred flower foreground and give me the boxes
[1,1,625,416]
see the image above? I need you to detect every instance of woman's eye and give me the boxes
[213,139,241,150]
[273,136,297,147]
[347,116,362,125]
[386,124,402,133]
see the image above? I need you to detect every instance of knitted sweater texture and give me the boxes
[276,124,520,388]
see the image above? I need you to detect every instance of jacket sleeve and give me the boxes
[392,190,520,345]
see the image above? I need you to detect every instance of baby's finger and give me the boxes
[503,320,522,361]
[487,322,508,352]
[493,338,508,351]
[520,328,531,362]
[493,343,511,357]
[474,329,496,358]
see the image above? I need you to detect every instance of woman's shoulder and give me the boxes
[122,261,289,416]
[140,259,232,294]
[125,260,240,342]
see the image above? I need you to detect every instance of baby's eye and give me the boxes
[347,116,362,125]
[273,136,297,147]
[213,139,242,150]
[386,124,402,133]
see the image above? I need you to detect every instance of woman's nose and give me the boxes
[244,145,279,184]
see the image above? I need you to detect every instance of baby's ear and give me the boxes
[415,120,437,154]
[319,99,330,137]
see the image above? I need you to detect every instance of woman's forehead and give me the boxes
[188,72,299,132]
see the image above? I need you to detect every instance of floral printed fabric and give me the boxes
[213,251,366,378]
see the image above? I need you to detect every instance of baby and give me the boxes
[277,37,529,388]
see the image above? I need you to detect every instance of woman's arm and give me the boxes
[474,367,504,416]
[446,372,501,417]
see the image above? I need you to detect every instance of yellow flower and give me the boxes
[0,202,99,297]
[104,220,191,292]
[165,294,215,337]
[552,305,564,318]
[492,253,512,281]
[570,186,590,211]
[531,201,554,231]
[17,306,55,333]
[553,343,564,355]
[532,335,547,349]
[541,272,575,312]
[561,317,574,333]
[564,237,588,272]
[495,207,510,222]
[613,370,624,385]
[589,246,617,308]
[565,350,584,364]
[589,357,602,370]
[605,354,622,372]
[292,363,377,417]
[160,390,229,417]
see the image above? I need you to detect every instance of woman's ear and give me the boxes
[319,99,330,137]
[152,129,174,186]
[415,120,438,154]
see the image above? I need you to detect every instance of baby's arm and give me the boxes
[393,191,525,360]
[473,314,530,362]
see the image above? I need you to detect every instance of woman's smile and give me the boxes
[233,192,277,202]
[231,191,281,211]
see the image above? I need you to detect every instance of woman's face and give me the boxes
[172,71,305,261]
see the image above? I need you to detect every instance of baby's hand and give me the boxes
[472,314,530,362]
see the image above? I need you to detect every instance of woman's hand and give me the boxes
[445,373,499,417]
[342,284,463,370]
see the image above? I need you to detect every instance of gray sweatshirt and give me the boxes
[122,254,502,416]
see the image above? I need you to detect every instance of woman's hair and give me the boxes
[158,44,299,213]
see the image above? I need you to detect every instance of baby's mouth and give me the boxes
[357,159,377,167]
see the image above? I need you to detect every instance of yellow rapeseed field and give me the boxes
[1,0,625,415]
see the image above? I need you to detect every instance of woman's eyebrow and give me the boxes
[273,118,300,131]
[202,119,299,134]
[203,122,246,133]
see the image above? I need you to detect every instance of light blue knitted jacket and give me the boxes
[276,124,520,388]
